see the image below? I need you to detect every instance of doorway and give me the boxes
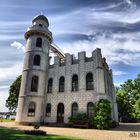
[57,103,64,123]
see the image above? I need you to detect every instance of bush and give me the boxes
[93,99,112,129]
[68,113,89,124]
[24,130,46,135]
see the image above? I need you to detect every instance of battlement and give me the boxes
[49,48,111,71]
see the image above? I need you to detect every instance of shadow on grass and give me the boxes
[0,128,82,140]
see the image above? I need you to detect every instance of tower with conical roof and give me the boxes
[16,15,52,124]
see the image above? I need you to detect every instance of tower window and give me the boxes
[59,76,65,92]
[39,24,43,27]
[47,78,53,93]
[46,103,51,117]
[28,102,36,117]
[71,102,78,116]
[87,102,94,117]
[86,73,93,90]
[36,37,42,47]
[31,76,39,92]
[33,55,41,66]
[72,74,78,91]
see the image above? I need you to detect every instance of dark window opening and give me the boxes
[33,55,40,66]
[71,103,78,116]
[72,75,78,91]
[28,102,36,117]
[36,37,42,47]
[31,76,38,92]
[87,102,94,117]
[46,103,51,117]
[47,78,53,93]
[59,76,65,92]
[86,73,93,90]
[39,24,43,27]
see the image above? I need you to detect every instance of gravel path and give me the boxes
[0,122,139,140]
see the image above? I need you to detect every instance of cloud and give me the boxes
[113,71,128,76]
[0,63,22,82]
[58,31,140,66]
[11,41,25,52]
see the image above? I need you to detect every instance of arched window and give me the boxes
[86,73,93,90]
[36,37,42,47]
[87,102,94,117]
[47,78,53,93]
[31,76,38,92]
[33,55,40,66]
[59,76,65,92]
[28,102,36,117]
[72,74,78,91]
[71,102,78,116]
[46,103,51,117]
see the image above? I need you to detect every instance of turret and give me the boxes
[16,15,52,124]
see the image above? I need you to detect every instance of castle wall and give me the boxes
[16,15,118,125]
[44,48,117,123]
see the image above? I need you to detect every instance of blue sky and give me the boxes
[0,0,140,112]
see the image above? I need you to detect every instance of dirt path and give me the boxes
[0,122,139,140]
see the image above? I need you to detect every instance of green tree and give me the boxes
[6,75,21,112]
[116,88,133,122]
[93,99,112,129]
[115,74,140,122]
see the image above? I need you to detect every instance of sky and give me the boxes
[0,0,140,112]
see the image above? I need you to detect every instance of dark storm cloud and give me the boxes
[54,33,90,43]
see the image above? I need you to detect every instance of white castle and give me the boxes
[16,15,118,125]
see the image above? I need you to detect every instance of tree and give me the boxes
[116,88,133,122]
[115,74,140,122]
[6,75,21,112]
[93,99,112,129]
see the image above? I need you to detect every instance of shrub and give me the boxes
[68,113,89,123]
[93,99,112,129]
[24,130,46,135]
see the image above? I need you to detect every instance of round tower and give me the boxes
[16,15,52,124]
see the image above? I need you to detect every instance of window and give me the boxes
[59,76,65,92]
[36,37,42,47]
[72,74,78,91]
[47,78,53,93]
[71,102,78,116]
[86,73,93,90]
[87,102,94,117]
[39,24,43,27]
[33,55,40,66]
[28,102,36,117]
[31,76,38,92]
[46,103,51,117]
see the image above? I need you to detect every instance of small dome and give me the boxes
[32,15,49,25]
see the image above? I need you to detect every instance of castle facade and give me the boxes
[16,15,118,124]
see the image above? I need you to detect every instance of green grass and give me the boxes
[0,119,14,122]
[0,128,83,140]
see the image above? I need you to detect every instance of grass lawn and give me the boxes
[0,128,83,140]
[0,119,14,122]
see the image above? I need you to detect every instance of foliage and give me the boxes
[0,128,83,140]
[5,75,21,112]
[115,74,140,122]
[69,113,89,123]
[93,99,112,129]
